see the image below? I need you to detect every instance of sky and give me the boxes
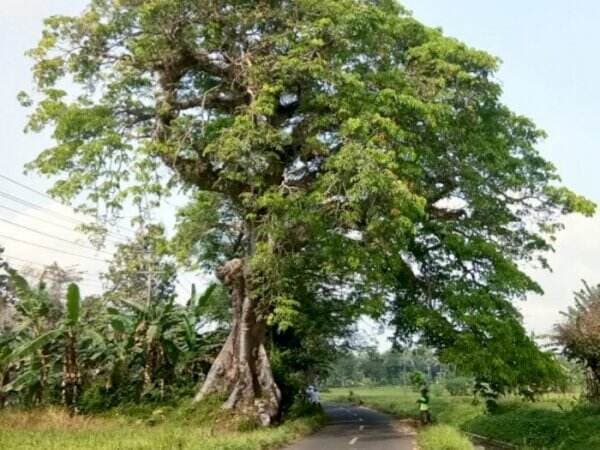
[1,1,599,340]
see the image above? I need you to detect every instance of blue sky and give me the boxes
[0,0,599,337]
[403,0,600,203]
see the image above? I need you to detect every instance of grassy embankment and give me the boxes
[325,386,600,450]
[0,397,325,450]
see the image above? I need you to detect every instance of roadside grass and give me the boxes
[0,397,326,450]
[418,425,473,450]
[324,386,598,450]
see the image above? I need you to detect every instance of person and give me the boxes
[417,386,432,425]
[306,385,321,404]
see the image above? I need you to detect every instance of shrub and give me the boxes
[445,377,473,396]
[409,371,426,390]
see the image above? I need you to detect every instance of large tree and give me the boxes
[23,0,593,422]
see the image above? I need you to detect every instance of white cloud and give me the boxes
[520,213,600,336]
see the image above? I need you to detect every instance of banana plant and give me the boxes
[7,278,86,413]
[106,283,226,399]
[6,271,57,405]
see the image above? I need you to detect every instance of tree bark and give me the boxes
[194,258,281,426]
[586,364,600,402]
[0,368,10,408]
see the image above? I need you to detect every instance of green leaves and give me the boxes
[10,329,61,360]
[66,283,81,326]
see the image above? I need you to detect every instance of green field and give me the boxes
[324,386,600,450]
[0,399,324,450]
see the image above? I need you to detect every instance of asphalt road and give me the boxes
[285,403,416,450]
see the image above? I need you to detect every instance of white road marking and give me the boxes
[349,437,359,445]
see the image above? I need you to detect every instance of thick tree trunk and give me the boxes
[194,258,281,426]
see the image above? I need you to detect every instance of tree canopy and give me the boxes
[22,0,595,419]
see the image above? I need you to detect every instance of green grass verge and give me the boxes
[324,386,600,450]
[0,398,326,450]
[418,425,473,450]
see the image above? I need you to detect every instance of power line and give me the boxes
[0,216,113,256]
[0,203,82,234]
[0,233,108,263]
[0,203,125,246]
[0,189,133,243]
[0,189,86,227]
[0,173,136,238]
[0,203,160,256]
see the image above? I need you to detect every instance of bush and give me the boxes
[418,425,474,450]
[286,393,323,420]
[445,377,473,396]
[409,371,426,390]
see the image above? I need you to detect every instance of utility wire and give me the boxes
[0,203,85,234]
[0,189,86,227]
[0,194,154,254]
[0,189,132,243]
[0,203,125,246]
[0,216,113,256]
[0,182,131,243]
[0,173,136,238]
[0,233,108,263]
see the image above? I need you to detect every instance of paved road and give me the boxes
[285,403,416,450]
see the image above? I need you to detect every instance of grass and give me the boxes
[0,398,326,450]
[418,425,473,450]
[324,386,600,450]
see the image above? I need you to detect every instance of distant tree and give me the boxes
[554,282,600,401]
[24,0,594,421]
[19,262,83,325]
[103,225,176,307]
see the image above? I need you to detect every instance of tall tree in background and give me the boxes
[23,0,594,422]
[103,225,176,308]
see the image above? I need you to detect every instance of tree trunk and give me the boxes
[586,365,600,402]
[0,369,10,408]
[62,331,81,415]
[194,258,281,426]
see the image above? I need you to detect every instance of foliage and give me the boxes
[418,425,473,450]
[0,255,228,411]
[445,377,473,397]
[409,371,427,390]
[20,0,595,401]
[554,281,600,400]
[326,346,444,387]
